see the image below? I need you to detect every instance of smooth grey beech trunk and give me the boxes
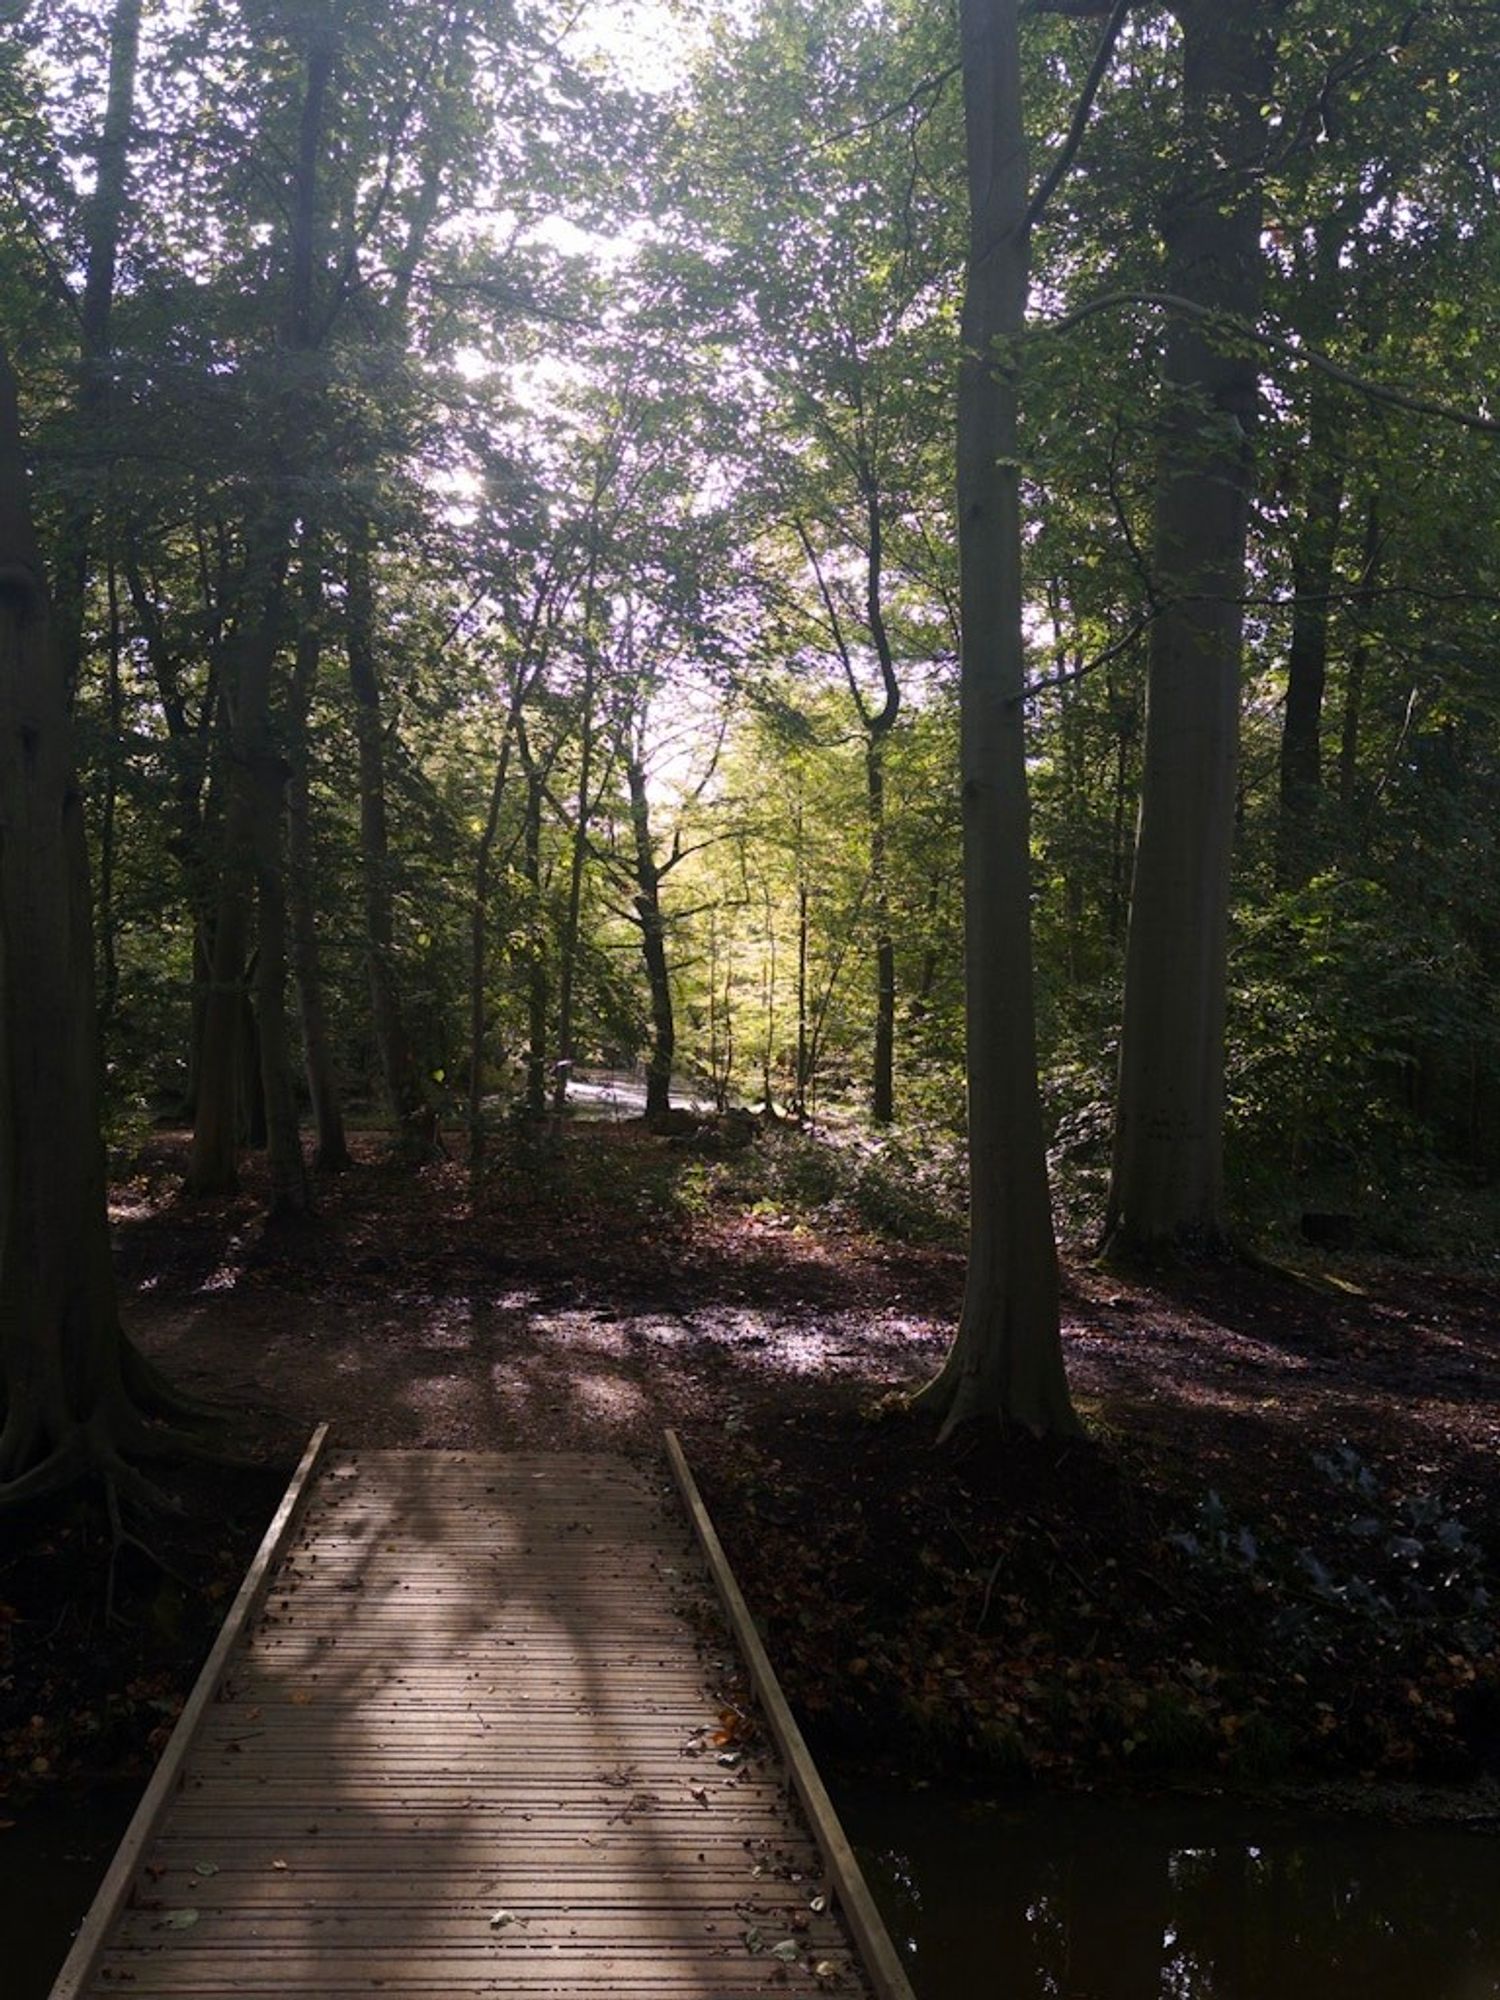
[913,0,1078,1438]
[1105,0,1275,1258]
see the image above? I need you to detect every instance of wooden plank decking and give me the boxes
[54,1441,909,1999]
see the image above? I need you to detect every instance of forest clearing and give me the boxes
[10,1116,1500,1796]
[7,1118,1500,1990]
[3,0,1499,1989]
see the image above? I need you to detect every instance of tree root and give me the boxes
[0,1382,248,1514]
[121,1332,224,1424]
[0,1432,89,1507]
[105,1398,266,1472]
[104,1473,186,1623]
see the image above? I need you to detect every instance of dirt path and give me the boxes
[7,1124,1500,1803]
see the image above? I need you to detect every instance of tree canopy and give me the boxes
[2,0,1498,1486]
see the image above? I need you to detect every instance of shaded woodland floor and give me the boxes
[5,1120,1500,1818]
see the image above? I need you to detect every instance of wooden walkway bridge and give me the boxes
[53,1430,913,2000]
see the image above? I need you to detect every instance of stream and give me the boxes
[9,1780,140,1999]
[14,1777,1500,1997]
[838,1780,1500,1998]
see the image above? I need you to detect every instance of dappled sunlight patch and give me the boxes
[569,1373,649,1424]
[527,1308,635,1357]
[412,1301,482,1349]
[196,1252,245,1296]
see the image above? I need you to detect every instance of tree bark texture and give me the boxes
[0,344,176,1499]
[185,532,290,1196]
[54,0,142,703]
[627,754,675,1128]
[1338,489,1383,838]
[187,7,335,1195]
[285,549,351,1171]
[1275,381,1347,889]
[554,641,597,1112]
[521,759,549,1121]
[251,741,311,1217]
[914,0,1078,1438]
[1105,0,1275,1257]
[346,521,438,1157]
[867,737,896,1126]
[861,479,900,1127]
[467,723,514,1164]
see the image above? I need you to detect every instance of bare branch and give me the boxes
[793,517,871,728]
[1017,606,1157,704]
[1041,290,1500,435]
[1023,0,1132,235]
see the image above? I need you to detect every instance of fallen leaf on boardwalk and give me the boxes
[689,1784,709,1806]
[193,1862,219,1877]
[271,1859,288,1871]
[490,1908,527,1930]
[159,1910,199,1930]
[814,1960,842,1983]
[770,1939,800,1962]
[743,1925,764,1954]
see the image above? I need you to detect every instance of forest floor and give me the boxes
[5,1117,1500,1823]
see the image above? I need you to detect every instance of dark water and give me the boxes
[839,1783,1500,2000]
[8,1782,140,2000]
[11,1777,1500,1998]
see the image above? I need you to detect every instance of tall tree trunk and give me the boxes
[553,642,598,1112]
[123,541,219,1119]
[285,545,350,1171]
[468,587,552,1161]
[346,520,437,1157]
[913,0,1078,1438]
[250,746,310,1217]
[468,726,514,1164]
[0,344,183,1503]
[868,736,896,1125]
[1275,382,1346,890]
[521,759,549,1122]
[187,4,335,1195]
[759,870,777,1113]
[1107,663,1135,946]
[1338,489,1382,839]
[795,873,811,1121]
[803,488,901,1125]
[1104,0,1275,1259]
[185,532,289,1194]
[54,0,142,702]
[862,478,900,1126]
[187,523,297,1193]
[97,552,123,1028]
[794,793,810,1120]
[626,755,675,1127]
